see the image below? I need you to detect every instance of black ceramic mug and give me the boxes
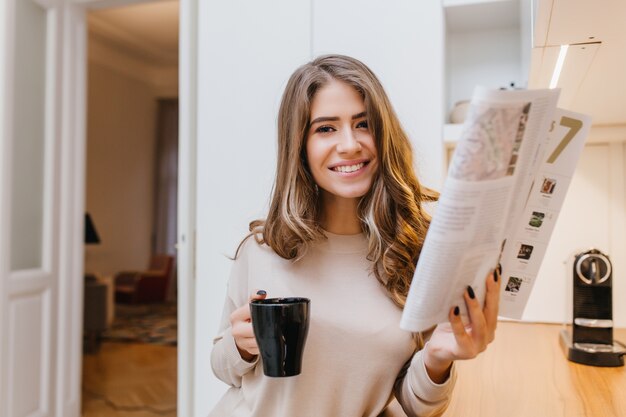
[249,297,310,377]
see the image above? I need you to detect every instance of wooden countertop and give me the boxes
[442,321,626,417]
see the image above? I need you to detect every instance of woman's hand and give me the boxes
[422,266,502,383]
[230,289,267,362]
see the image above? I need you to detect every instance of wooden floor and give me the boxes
[82,342,177,417]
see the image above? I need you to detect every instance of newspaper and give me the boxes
[400,87,591,332]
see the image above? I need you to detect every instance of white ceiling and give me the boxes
[530,0,626,125]
[88,0,179,67]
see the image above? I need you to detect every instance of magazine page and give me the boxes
[400,87,560,332]
[499,108,592,318]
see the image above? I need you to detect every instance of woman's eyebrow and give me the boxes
[310,116,339,125]
[310,112,367,126]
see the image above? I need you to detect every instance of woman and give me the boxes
[210,55,500,417]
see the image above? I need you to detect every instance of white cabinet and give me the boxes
[444,0,531,138]
[440,2,626,327]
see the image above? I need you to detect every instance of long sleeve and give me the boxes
[210,233,458,417]
[210,240,259,387]
[392,341,457,417]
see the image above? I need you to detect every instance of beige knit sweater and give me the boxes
[210,231,456,417]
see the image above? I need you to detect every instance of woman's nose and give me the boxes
[336,129,362,154]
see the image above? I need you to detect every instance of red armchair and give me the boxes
[114,254,174,304]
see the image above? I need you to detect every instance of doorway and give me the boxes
[80,2,179,415]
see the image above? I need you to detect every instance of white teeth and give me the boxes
[333,162,364,173]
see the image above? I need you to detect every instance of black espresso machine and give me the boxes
[560,248,625,366]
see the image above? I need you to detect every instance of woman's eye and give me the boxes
[356,120,369,129]
[316,125,335,133]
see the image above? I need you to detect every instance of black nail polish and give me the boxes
[467,285,475,299]
[497,263,502,277]
[257,290,267,295]
[454,306,460,316]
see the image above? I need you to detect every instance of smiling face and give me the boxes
[306,79,378,207]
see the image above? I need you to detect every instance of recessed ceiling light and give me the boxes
[550,45,569,89]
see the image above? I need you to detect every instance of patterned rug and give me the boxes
[102,303,177,346]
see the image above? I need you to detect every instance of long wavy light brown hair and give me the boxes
[239,54,438,309]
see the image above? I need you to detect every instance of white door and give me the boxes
[2,0,197,415]
[0,1,85,417]
[177,0,197,415]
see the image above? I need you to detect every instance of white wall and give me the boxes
[195,1,310,414]
[313,0,446,189]
[88,34,178,98]
[85,27,178,277]
[196,1,446,414]
[446,27,522,115]
[84,59,158,277]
